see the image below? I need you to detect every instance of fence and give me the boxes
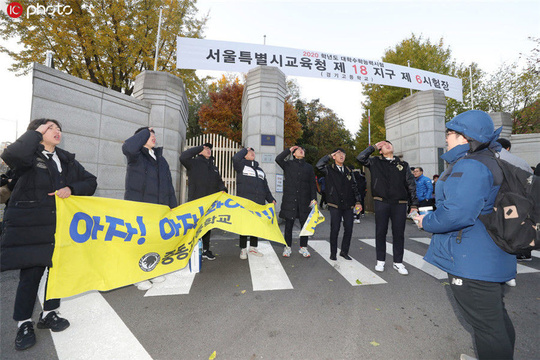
[180,134,242,203]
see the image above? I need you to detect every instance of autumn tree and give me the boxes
[0,0,208,98]
[197,76,302,146]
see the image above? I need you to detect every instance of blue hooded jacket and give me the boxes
[423,111,516,282]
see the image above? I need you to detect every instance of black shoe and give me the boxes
[37,311,70,332]
[330,254,337,261]
[516,254,532,262]
[202,250,216,260]
[15,321,36,351]
[340,253,352,260]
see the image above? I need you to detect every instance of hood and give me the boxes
[446,110,502,152]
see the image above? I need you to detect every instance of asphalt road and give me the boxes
[1,211,539,360]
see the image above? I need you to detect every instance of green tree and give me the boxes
[475,38,540,134]
[294,99,355,168]
[0,0,208,98]
[355,34,457,153]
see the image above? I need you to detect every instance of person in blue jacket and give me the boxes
[412,167,433,207]
[415,110,516,360]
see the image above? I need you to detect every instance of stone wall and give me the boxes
[384,90,447,178]
[30,63,188,200]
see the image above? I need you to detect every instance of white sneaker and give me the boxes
[135,280,152,291]
[249,247,263,257]
[505,279,516,287]
[393,263,409,275]
[354,219,361,224]
[151,276,165,283]
[375,261,385,272]
[299,247,311,258]
[240,248,248,260]
[283,246,292,257]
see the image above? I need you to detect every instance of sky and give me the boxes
[1,0,539,143]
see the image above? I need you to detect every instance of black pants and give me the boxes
[374,201,407,263]
[239,236,258,249]
[449,274,515,360]
[319,192,326,208]
[14,266,60,321]
[284,218,308,248]
[329,207,354,257]
[202,230,211,251]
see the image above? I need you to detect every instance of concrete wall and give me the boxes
[491,112,539,168]
[30,63,188,200]
[384,90,447,178]
[242,66,287,207]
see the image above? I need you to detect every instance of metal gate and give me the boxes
[180,134,242,203]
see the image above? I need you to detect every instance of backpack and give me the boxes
[468,149,540,254]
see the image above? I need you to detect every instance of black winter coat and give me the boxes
[233,148,275,205]
[0,130,97,271]
[352,171,367,203]
[123,129,177,208]
[316,155,362,209]
[180,146,227,201]
[275,149,317,220]
[356,145,417,205]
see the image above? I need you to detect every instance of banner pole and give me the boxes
[368,109,371,146]
[469,65,474,110]
[154,6,164,71]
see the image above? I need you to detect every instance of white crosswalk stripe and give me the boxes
[144,267,197,296]
[249,241,294,291]
[408,237,540,275]
[359,239,448,279]
[38,273,151,359]
[309,240,387,286]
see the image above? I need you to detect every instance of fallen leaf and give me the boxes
[375,308,380,311]
[291,265,295,268]
[328,279,334,282]
[209,350,217,359]
[241,290,246,294]
[441,282,450,286]
[236,285,239,287]
[356,279,362,285]
[370,341,380,347]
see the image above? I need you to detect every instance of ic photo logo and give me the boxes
[6,2,22,18]
[6,2,73,18]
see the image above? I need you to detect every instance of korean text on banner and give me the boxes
[177,37,463,102]
[47,193,285,299]
[299,204,325,236]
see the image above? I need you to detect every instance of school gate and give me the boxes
[180,134,242,203]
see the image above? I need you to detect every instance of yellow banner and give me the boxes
[47,193,285,299]
[299,204,326,236]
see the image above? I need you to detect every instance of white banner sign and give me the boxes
[177,37,463,102]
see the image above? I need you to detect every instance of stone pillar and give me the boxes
[385,90,447,178]
[489,112,512,140]
[242,66,287,208]
[133,71,189,202]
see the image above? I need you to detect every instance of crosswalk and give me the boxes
[35,237,539,360]
[144,237,539,295]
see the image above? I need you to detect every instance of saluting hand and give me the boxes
[375,141,386,150]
